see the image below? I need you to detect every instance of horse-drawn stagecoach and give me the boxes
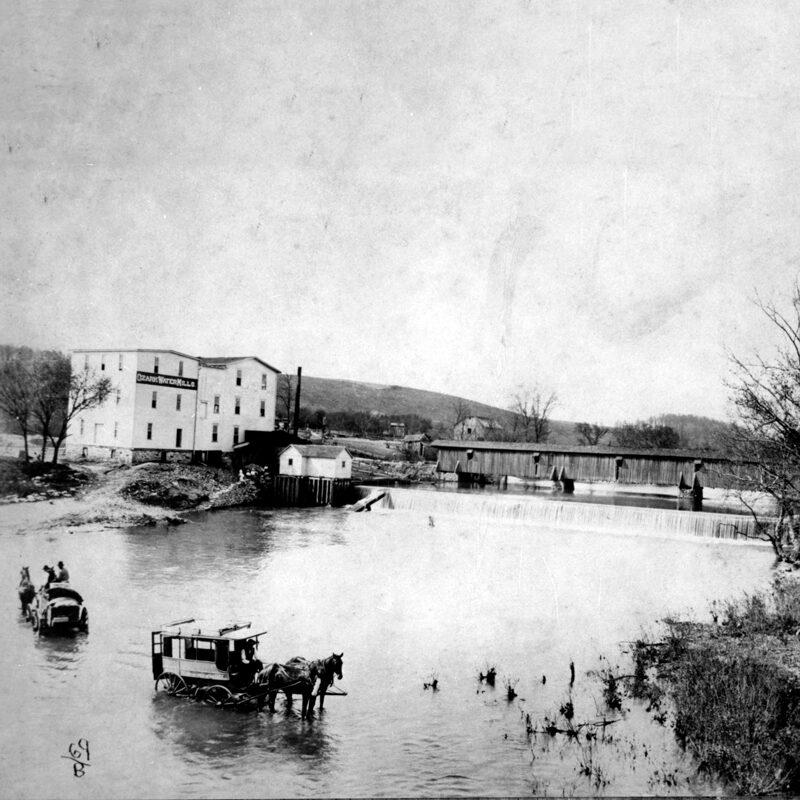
[151,618,344,716]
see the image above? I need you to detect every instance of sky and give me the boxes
[2,0,800,425]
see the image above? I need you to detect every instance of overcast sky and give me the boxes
[3,1,799,424]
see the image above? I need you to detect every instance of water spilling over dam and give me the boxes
[373,486,765,543]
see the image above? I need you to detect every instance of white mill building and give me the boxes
[67,349,280,464]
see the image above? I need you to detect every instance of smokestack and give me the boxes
[293,367,302,437]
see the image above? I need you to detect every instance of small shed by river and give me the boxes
[278,444,353,479]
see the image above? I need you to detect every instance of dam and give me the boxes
[373,485,765,543]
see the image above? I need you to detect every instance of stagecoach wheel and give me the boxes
[155,672,189,697]
[30,610,39,633]
[203,685,232,707]
[78,608,88,633]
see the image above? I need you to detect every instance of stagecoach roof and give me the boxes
[157,619,267,640]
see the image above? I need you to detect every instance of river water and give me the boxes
[2,490,776,798]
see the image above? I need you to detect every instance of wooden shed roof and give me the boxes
[280,444,351,459]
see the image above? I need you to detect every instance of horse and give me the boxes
[256,659,317,718]
[18,567,35,615]
[256,653,343,718]
[303,653,343,714]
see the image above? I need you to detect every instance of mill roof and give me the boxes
[200,356,281,373]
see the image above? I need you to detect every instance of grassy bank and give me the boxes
[0,457,92,499]
[623,572,800,794]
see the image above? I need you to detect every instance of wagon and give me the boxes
[151,618,269,710]
[30,584,88,635]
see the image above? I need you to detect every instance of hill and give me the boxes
[287,376,591,443]
[288,376,516,430]
[285,375,733,448]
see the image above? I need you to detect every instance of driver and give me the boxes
[240,639,263,685]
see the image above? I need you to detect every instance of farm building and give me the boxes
[403,433,432,458]
[278,444,353,479]
[453,416,504,441]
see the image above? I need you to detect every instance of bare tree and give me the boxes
[510,386,558,442]
[277,374,295,430]
[0,355,35,459]
[30,352,71,461]
[574,422,610,446]
[726,283,800,561]
[48,366,112,463]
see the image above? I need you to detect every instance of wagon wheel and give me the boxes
[30,609,39,632]
[78,608,89,633]
[203,685,233,707]
[155,672,189,697]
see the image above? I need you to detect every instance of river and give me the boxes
[2,489,775,797]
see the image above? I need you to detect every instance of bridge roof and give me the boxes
[431,439,730,461]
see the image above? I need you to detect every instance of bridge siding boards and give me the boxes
[432,440,743,489]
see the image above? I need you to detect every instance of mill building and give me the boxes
[66,349,280,464]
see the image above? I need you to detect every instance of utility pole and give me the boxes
[292,366,302,438]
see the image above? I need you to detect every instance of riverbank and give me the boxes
[615,568,800,795]
[0,459,247,534]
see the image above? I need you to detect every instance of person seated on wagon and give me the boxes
[55,561,70,583]
[41,565,57,595]
[240,639,263,685]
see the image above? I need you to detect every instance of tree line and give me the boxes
[0,346,111,463]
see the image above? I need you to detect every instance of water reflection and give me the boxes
[34,631,89,670]
[150,695,335,768]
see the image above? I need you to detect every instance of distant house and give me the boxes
[389,422,406,438]
[403,432,432,457]
[278,444,352,479]
[453,416,504,441]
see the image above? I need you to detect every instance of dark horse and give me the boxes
[257,653,343,718]
[18,567,35,616]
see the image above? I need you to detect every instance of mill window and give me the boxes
[154,356,159,374]
[236,369,242,386]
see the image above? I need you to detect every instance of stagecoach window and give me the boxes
[185,638,216,662]
[162,637,173,658]
[215,642,229,671]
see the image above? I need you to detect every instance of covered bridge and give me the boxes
[431,440,749,490]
